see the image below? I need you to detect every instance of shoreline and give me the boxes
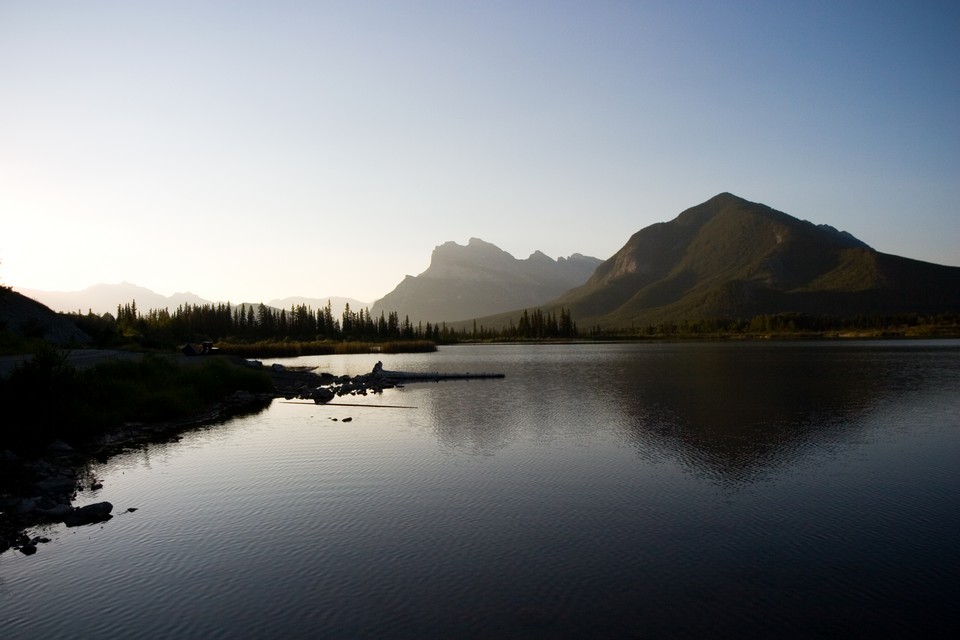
[0,357,484,555]
[0,389,276,556]
[0,358,319,556]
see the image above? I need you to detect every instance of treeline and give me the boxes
[465,307,579,340]
[67,302,958,349]
[84,300,455,346]
[68,301,583,348]
[587,312,960,338]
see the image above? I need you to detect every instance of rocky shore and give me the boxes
[264,361,398,403]
[1,442,110,556]
[1,357,396,555]
[265,360,504,403]
[1,359,503,556]
[1,369,276,556]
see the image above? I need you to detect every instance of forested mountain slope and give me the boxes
[473,193,960,330]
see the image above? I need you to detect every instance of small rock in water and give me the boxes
[62,501,113,527]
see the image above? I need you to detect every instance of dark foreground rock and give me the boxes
[62,501,113,527]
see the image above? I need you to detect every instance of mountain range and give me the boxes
[479,192,959,329]
[12,193,959,331]
[14,283,369,320]
[370,238,602,323]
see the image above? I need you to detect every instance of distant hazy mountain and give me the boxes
[16,283,369,319]
[532,192,960,328]
[15,282,209,316]
[370,238,603,323]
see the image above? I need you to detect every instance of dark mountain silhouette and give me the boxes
[0,288,91,346]
[475,193,960,329]
[370,238,602,323]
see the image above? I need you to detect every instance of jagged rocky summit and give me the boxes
[370,238,602,323]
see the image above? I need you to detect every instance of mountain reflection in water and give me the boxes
[424,342,946,481]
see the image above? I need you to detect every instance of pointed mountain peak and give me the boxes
[528,250,553,262]
[674,192,757,225]
[707,191,747,204]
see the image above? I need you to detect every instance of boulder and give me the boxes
[310,387,336,403]
[62,501,113,527]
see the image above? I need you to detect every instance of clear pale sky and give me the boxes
[2,1,958,304]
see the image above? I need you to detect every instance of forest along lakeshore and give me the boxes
[2,341,959,639]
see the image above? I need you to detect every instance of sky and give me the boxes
[1,0,958,304]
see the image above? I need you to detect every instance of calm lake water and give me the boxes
[2,342,959,639]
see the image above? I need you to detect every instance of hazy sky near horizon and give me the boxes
[2,0,958,304]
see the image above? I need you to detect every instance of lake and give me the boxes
[2,341,959,639]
